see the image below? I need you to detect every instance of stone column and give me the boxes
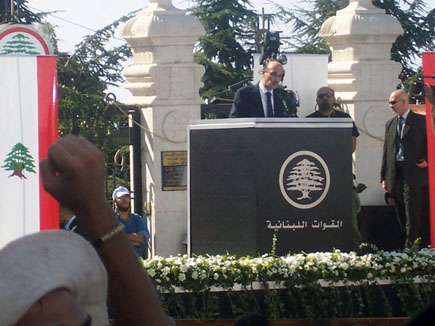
[121,0,205,256]
[319,0,403,205]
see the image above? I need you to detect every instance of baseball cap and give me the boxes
[112,186,130,200]
[0,230,109,325]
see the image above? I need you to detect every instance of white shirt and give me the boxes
[259,82,274,117]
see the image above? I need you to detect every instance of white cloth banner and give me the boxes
[0,56,58,248]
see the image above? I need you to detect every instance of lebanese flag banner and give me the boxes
[422,52,435,247]
[0,56,58,248]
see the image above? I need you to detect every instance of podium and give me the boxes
[189,118,354,256]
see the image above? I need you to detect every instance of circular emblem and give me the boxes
[279,150,330,209]
[162,110,190,143]
[362,105,392,140]
[0,26,50,55]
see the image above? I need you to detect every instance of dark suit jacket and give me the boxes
[63,215,88,239]
[381,109,428,191]
[229,83,292,118]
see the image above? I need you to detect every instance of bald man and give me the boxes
[307,86,359,152]
[307,86,362,248]
[229,60,296,118]
[381,89,429,248]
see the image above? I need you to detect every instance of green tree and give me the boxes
[0,33,40,54]
[56,14,134,155]
[190,0,258,99]
[0,0,41,23]
[2,142,36,179]
[271,0,434,82]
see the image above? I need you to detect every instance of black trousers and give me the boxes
[392,163,430,248]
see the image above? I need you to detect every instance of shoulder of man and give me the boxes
[240,83,257,93]
[233,84,256,99]
[332,110,351,118]
[130,212,145,220]
[306,111,321,118]
[385,115,397,127]
[408,109,426,121]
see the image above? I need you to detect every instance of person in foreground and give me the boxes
[0,135,171,326]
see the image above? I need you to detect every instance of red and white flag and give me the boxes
[423,52,435,247]
[0,55,58,247]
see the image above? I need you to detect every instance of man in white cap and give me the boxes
[0,231,108,325]
[112,185,149,257]
[0,135,171,326]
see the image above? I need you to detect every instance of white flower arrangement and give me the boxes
[143,248,435,319]
[141,248,435,292]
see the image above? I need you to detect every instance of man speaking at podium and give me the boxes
[229,60,296,118]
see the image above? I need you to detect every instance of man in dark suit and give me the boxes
[60,205,87,238]
[381,89,429,247]
[229,60,296,118]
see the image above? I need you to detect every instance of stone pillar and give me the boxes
[319,0,403,205]
[121,0,205,256]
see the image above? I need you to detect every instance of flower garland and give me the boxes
[142,248,435,292]
[140,248,435,319]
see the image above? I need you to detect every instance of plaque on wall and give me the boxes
[161,151,187,191]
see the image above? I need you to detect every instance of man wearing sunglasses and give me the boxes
[307,87,359,152]
[306,86,362,248]
[381,89,429,248]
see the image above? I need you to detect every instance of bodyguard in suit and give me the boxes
[229,60,296,118]
[381,89,429,247]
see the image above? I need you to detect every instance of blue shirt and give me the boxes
[115,210,149,257]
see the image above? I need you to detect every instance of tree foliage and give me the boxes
[0,0,41,24]
[271,0,347,54]
[56,13,134,160]
[373,0,435,80]
[270,0,435,83]
[190,0,258,99]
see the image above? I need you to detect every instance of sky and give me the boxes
[25,0,435,53]
[27,0,294,53]
[26,0,294,100]
[25,0,435,100]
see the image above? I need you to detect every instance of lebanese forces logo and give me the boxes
[279,151,330,209]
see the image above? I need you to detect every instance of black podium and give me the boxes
[189,118,354,256]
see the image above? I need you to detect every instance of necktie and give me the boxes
[396,116,405,160]
[398,116,405,137]
[266,92,273,117]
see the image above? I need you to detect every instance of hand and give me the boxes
[416,159,428,169]
[381,180,387,192]
[40,135,110,226]
[127,233,146,246]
